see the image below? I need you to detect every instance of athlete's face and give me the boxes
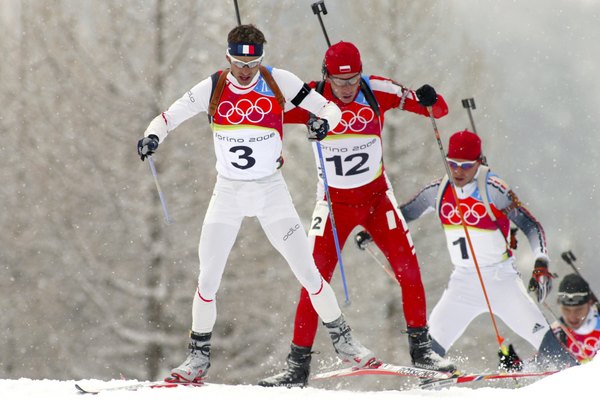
[447,158,481,187]
[227,54,262,86]
[560,302,592,330]
[328,73,361,104]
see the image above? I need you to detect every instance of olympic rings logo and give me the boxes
[569,336,599,360]
[440,201,488,225]
[217,97,273,125]
[332,107,375,133]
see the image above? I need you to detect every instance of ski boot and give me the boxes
[408,327,456,372]
[258,343,312,387]
[499,343,523,372]
[325,315,376,367]
[166,331,211,383]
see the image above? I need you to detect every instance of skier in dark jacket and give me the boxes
[551,273,599,362]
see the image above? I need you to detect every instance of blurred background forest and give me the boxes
[1,0,598,391]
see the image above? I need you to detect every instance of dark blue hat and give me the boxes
[558,274,591,306]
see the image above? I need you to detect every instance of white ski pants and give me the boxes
[191,172,341,333]
[429,259,549,353]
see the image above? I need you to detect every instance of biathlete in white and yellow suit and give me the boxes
[399,130,578,370]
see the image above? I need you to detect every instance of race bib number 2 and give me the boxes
[308,201,329,237]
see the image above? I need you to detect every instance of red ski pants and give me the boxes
[292,189,427,348]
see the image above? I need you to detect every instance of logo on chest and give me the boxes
[440,201,488,226]
[333,107,376,134]
[217,97,274,125]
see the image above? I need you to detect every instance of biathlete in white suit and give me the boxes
[137,24,375,384]
[363,130,577,371]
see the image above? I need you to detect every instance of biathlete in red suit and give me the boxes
[259,41,454,388]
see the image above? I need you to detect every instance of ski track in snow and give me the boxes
[1,357,597,401]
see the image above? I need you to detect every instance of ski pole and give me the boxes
[316,142,351,305]
[426,106,506,349]
[308,3,350,305]
[561,250,598,304]
[354,231,398,283]
[461,98,478,134]
[461,96,489,167]
[311,1,331,47]
[233,0,241,25]
[147,155,174,225]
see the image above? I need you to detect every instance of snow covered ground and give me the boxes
[2,357,597,401]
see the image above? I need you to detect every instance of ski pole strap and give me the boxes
[462,97,478,134]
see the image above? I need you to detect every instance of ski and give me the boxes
[312,362,454,381]
[420,370,559,390]
[75,380,205,394]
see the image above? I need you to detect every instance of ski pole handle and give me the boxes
[311,1,331,47]
[233,0,241,25]
[561,250,598,304]
[147,155,174,225]
[561,250,577,267]
[461,97,478,135]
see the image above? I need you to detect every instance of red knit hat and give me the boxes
[447,130,482,160]
[323,41,362,75]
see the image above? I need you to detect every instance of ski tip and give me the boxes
[419,377,456,390]
[75,383,98,394]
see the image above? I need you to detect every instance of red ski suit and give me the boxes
[284,76,448,347]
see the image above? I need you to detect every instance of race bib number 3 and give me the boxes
[212,127,282,179]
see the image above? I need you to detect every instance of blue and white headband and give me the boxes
[227,42,264,57]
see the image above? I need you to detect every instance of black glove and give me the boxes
[355,231,373,250]
[137,134,159,161]
[415,84,438,107]
[498,344,523,372]
[307,116,329,141]
[528,258,555,303]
